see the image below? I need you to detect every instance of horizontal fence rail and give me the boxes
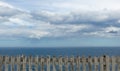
[0,55,120,71]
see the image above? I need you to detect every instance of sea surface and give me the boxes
[0,47,120,56]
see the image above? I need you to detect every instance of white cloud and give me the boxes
[104,26,120,32]
[33,10,120,26]
[40,0,120,11]
[0,1,91,39]
[1,1,120,39]
[0,24,91,39]
[0,1,14,8]
[8,18,34,26]
[51,2,91,11]
[117,20,120,23]
[84,26,120,37]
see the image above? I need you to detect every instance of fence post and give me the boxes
[64,56,69,71]
[103,55,107,71]
[40,56,44,71]
[76,56,80,71]
[23,56,26,71]
[111,56,116,71]
[5,56,9,71]
[29,56,32,71]
[69,56,74,71]
[46,55,50,71]
[35,56,39,71]
[20,55,23,71]
[59,56,63,71]
[117,56,120,71]
[100,56,103,71]
[94,56,99,71]
[0,56,2,71]
[88,56,92,71]
[10,56,15,71]
[106,56,110,71]
[17,56,20,71]
[82,56,86,71]
[52,56,56,71]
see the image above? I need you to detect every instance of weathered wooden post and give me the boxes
[35,55,39,71]
[106,56,110,71]
[29,56,32,71]
[117,56,120,71]
[82,56,86,71]
[5,56,9,71]
[58,56,63,71]
[88,56,92,71]
[111,56,116,71]
[0,56,3,71]
[22,55,27,71]
[76,56,80,71]
[103,55,106,71]
[10,56,15,71]
[40,56,45,71]
[3,56,5,71]
[94,56,99,71]
[64,56,69,71]
[70,56,75,71]
[52,56,56,71]
[46,55,50,71]
[20,55,23,71]
[17,55,21,71]
[100,56,103,71]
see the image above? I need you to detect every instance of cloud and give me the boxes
[0,23,91,39]
[0,1,120,39]
[84,26,120,37]
[12,0,120,11]
[0,1,91,39]
[0,1,14,8]
[34,10,120,26]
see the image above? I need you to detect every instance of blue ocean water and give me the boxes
[0,47,120,56]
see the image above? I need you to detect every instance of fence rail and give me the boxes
[0,55,120,71]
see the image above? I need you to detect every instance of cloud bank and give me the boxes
[0,1,120,39]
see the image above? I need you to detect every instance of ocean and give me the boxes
[0,47,119,56]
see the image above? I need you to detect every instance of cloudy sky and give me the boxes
[0,0,120,47]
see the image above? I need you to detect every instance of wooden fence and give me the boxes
[0,55,120,71]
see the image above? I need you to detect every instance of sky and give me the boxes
[0,0,120,47]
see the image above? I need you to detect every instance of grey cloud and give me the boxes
[33,10,120,27]
[1,1,120,39]
[0,7,23,17]
[84,26,120,37]
[0,1,91,39]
